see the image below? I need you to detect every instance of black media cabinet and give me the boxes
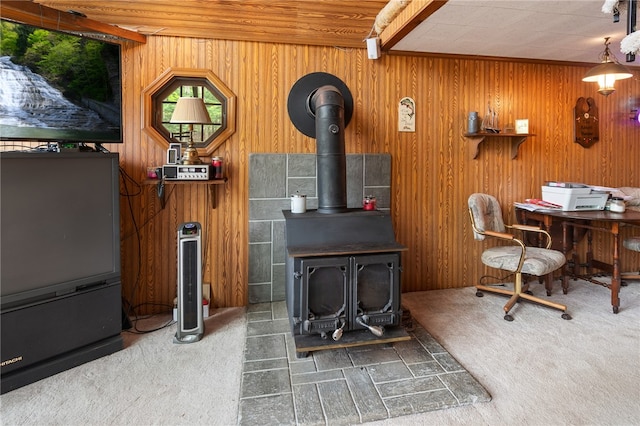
[0,151,124,394]
[1,282,123,394]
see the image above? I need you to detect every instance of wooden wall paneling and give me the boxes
[400,55,427,293]
[155,191,167,307]
[217,41,247,308]
[457,59,479,288]
[418,56,435,290]
[108,35,639,314]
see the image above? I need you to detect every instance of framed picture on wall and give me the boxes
[398,97,415,132]
[515,119,529,134]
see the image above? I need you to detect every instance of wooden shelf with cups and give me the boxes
[463,132,534,160]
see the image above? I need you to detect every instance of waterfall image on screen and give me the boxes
[0,20,122,143]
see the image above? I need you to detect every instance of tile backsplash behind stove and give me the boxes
[248,153,391,303]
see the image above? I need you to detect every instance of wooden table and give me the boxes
[516,208,640,314]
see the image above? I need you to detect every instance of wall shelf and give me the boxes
[464,133,534,159]
[145,178,227,209]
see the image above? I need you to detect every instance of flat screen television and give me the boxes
[0,151,121,310]
[0,20,123,144]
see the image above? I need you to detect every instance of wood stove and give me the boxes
[284,72,408,357]
[283,210,407,356]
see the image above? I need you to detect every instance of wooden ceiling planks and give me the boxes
[32,0,390,48]
[1,1,146,43]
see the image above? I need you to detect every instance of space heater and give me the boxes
[174,222,204,343]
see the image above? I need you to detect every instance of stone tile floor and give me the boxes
[238,302,491,425]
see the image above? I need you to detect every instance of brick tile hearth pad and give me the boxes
[238,301,491,425]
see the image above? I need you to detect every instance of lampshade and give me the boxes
[582,38,633,96]
[169,97,211,165]
[170,97,212,124]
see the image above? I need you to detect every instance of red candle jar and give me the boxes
[363,196,376,210]
[211,156,224,179]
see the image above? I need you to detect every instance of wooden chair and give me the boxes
[468,193,571,321]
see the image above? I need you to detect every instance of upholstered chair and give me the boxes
[622,236,640,280]
[468,193,571,321]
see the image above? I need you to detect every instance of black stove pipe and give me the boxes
[310,85,347,213]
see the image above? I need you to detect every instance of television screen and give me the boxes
[0,20,123,144]
[0,151,121,309]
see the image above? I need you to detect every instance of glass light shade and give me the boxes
[582,61,633,96]
[170,97,212,124]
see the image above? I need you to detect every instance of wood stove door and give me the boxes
[299,257,349,336]
[352,253,401,330]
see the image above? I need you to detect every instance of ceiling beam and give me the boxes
[1,1,146,43]
[627,0,637,62]
[379,0,447,50]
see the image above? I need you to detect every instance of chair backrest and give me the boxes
[468,193,506,241]
[624,236,640,252]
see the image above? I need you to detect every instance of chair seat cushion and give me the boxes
[624,237,640,252]
[481,246,566,276]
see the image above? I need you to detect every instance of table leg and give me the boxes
[561,221,570,294]
[585,229,593,274]
[572,225,581,275]
[541,215,554,296]
[611,223,621,314]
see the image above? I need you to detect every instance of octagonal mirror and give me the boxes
[143,68,236,156]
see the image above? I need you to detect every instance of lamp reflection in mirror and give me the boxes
[170,97,212,165]
[583,37,633,96]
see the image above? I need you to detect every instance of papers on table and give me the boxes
[514,198,562,212]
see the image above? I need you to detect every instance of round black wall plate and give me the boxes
[287,72,353,138]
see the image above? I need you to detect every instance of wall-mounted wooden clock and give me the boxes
[574,97,599,148]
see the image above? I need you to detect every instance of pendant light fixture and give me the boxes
[583,37,633,96]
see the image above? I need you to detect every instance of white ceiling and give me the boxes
[391,0,639,67]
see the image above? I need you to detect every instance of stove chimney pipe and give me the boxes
[311,85,347,213]
[287,72,354,214]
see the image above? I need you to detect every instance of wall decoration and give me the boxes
[515,119,529,134]
[481,101,500,133]
[398,97,415,132]
[574,97,599,148]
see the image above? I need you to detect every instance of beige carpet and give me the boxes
[1,307,247,425]
[372,279,640,426]
[1,279,639,425]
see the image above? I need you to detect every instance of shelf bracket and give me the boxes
[146,178,227,210]
[464,133,533,159]
[510,136,527,159]
[156,180,166,209]
[466,135,484,159]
